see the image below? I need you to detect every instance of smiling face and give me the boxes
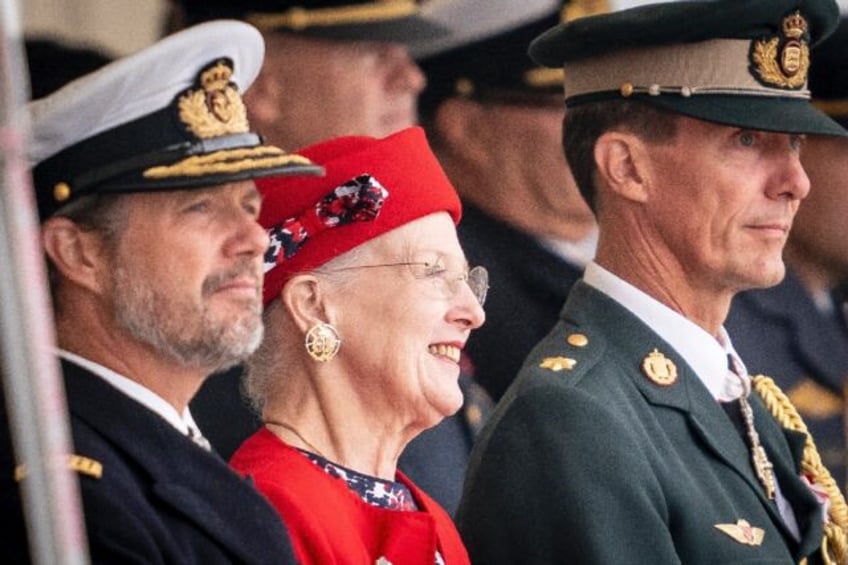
[106,181,269,372]
[246,33,425,150]
[325,212,485,428]
[637,116,810,296]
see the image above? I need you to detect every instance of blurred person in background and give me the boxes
[170,0,438,150]
[419,1,598,404]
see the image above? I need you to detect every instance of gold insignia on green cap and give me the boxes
[540,356,577,372]
[178,60,250,139]
[641,348,677,386]
[751,12,810,89]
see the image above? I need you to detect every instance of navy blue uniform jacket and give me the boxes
[1,359,297,564]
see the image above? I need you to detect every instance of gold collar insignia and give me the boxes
[641,348,677,386]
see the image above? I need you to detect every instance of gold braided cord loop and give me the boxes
[752,375,848,565]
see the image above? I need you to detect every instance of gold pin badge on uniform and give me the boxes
[540,356,577,372]
[714,519,765,546]
[641,348,677,386]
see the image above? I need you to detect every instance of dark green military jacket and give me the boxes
[458,281,825,564]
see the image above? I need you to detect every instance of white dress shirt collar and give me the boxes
[583,262,747,400]
[57,349,203,437]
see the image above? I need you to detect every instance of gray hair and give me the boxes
[242,245,368,415]
[46,193,129,314]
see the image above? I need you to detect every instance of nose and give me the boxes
[768,140,810,202]
[789,157,811,201]
[226,208,270,260]
[383,44,426,94]
[451,281,486,330]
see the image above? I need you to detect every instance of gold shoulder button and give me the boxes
[53,182,71,202]
[567,333,589,347]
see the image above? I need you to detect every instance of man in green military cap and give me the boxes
[726,14,848,493]
[457,1,848,563]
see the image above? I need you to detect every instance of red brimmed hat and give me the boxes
[258,126,461,306]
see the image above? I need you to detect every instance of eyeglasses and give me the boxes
[329,261,488,306]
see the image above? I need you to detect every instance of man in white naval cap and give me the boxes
[1,19,322,563]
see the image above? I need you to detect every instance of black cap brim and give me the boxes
[636,94,848,136]
[291,15,448,43]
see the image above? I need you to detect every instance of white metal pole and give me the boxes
[0,0,89,563]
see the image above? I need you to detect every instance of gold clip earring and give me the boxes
[304,322,341,362]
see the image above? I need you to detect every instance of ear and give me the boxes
[42,217,109,294]
[594,131,651,204]
[280,274,331,335]
[434,97,489,167]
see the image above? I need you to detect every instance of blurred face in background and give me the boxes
[245,32,426,151]
[433,93,596,241]
[790,135,848,286]
[475,98,595,233]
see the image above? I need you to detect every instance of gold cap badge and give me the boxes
[178,59,250,139]
[750,11,809,89]
[641,348,677,386]
[714,519,765,546]
[540,356,577,372]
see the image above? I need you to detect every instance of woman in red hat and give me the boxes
[230,126,486,564]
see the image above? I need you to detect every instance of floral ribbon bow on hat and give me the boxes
[264,174,389,273]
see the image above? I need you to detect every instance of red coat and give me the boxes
[230,428,470,565]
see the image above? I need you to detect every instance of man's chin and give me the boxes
[740,261,786,291]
